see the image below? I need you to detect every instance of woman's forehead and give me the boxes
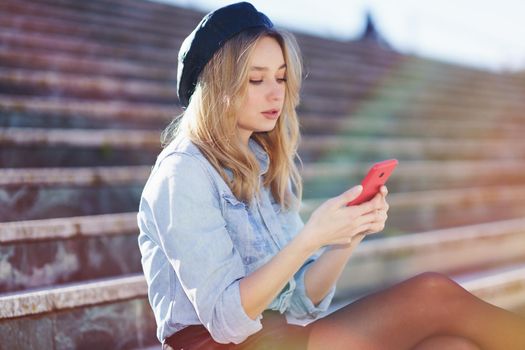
[250,64,286,71]
[249,37,285,69]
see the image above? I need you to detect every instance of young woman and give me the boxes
[137,2,525,349]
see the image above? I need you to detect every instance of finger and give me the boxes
[338,185,363,207]
[380,186,388,196]
[358,192,384,214]
[359,208,388,227]
[350,209,384,228]
[356,219,386,236]
[377,197,389,212]
[368,221,386,234]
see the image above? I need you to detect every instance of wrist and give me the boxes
[328,233,365,251]
[296,226,321,256]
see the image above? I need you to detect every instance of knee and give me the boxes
[409,272,463,297]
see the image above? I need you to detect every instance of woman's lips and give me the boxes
[261,110,280,120]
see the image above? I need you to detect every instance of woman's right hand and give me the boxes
[301,185,388,250]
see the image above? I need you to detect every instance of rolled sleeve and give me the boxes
[211,279,262,342]
[287,255,336,320]
[146,153,261,343]
[278,207,336,320]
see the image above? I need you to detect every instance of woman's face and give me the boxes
[236,36,286,145]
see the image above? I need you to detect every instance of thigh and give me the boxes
[304,272,464,350]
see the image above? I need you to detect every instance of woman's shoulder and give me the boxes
[148,136,215,183]
[159,136,201,160]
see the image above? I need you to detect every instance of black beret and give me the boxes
[177,2,274,107]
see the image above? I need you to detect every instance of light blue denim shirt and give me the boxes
[137,136,335,344]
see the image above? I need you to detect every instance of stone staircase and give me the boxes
[1,0,525,348]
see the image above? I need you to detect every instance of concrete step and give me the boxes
[304,57,525,103]
[302,184,525,234]
[0,95,173,129]
[300,91,525,121]
[336,219,525,299]
[0,29,175,67]
[0,166,150,221]
[0,275,147,312]
[0,212,139,244]
[299,135,525,162]
[0,9,178,50]
[0,213,141,293]
[302,160,525,196]
[0,127,161,167]
[0,47,174,81]
[302,76,525,112]
[0,128,160,149]
[0,0,192,40]
[300,114,525,139]
[0,274,156,349]
[0,166,151,187]
[303,41,525,91]
[305,57,525,108]
[0,68,177,103]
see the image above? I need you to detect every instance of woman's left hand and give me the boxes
[361,185,389,236]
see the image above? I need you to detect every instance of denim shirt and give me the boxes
[137,136,335,344]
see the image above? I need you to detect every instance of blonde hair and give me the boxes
[162,27,303,211]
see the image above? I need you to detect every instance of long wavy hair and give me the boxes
[161,27,303,211]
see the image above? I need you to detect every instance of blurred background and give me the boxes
[167,0,525,72]
[0,0,524,348]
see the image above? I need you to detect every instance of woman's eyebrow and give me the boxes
[250,63,286,71]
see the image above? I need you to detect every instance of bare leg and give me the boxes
[305,272,525,350]
[412,335,481,350]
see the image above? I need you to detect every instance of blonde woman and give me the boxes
[137,2,525,349]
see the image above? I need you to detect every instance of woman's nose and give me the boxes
[267,82,285,101]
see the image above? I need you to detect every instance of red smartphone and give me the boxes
[346,159,398,206]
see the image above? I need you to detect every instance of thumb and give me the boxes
[339,185,363,206]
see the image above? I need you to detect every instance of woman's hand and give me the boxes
[360,185,389,236]
[301,185,390,250]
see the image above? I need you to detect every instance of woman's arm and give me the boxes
[303,186,389,305]
[239,226,318,320]
[304,234,366,305]
[240,186,389,319]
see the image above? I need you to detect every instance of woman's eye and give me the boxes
[249,78,287,85]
